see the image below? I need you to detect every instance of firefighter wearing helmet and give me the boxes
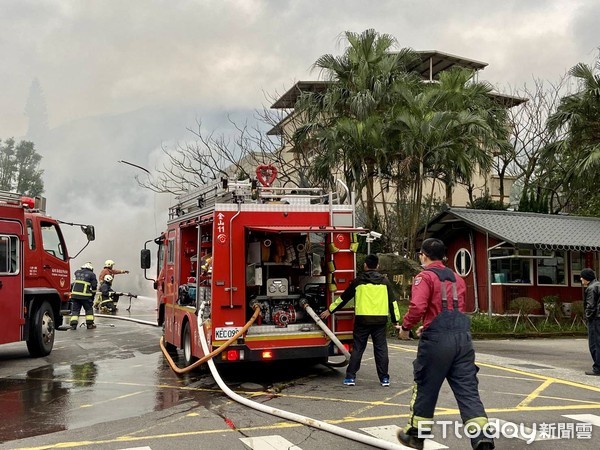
[69,262,98,329]
[98,274,119,312]
[93,259,130,309]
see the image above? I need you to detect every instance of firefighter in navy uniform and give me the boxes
[398,238,494,450]
[98,274,119,312]
[69,262,98,330]
[320,254,401,386]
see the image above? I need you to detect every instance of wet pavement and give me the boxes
[0,296,331,446]
[0,297,191,442]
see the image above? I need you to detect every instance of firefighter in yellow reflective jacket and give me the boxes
[320,254,400,386]
[69,262,98,330]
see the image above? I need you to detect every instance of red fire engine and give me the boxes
[142,166,364,366]
[0,190,95,356]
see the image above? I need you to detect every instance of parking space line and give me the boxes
[360,425,448,449]
[240,435,302,449]
[517,379,554,408]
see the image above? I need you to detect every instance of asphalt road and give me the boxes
[1,303,599,450]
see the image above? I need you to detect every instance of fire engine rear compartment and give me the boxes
[165,206,359,363]
[154,177,363,364]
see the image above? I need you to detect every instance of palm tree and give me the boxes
[542,60,600,215]
[431,69,510,204]
[387,86,495,252]
[547,62,600,173]
[293,29,420,229]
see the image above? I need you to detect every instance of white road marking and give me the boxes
[562,414,600,427]
[118,447,152,450]
[360,424,448,449]
[240,435,303,450]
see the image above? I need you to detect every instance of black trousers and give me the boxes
[407,310,489,448]
[70,297,95,325]
[346,322,389,381]
[589,318,600,373]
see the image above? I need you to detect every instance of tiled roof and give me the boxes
[436,208,600,252]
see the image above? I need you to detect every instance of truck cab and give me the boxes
[0,191,93,357]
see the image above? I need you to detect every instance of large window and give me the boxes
[490,248,532,284]
[536,250,566,285]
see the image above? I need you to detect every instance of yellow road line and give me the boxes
[517,378,554,408]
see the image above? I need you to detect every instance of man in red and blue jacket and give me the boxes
[397,238,494,450]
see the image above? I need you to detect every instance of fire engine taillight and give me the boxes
[222,349,244,361]
[261,350,273,360]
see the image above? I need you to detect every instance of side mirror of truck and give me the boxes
[81,225,95,241]
[141,249,151,269]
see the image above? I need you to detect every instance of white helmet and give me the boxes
[81,262,93,271]
[104,259,115,268]
[104,274,113,283]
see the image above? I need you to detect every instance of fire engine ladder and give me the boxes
[168,178,254,222]
[0,190,22,204]
[326,181,357,334]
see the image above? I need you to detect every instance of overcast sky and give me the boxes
[1,0,598,294]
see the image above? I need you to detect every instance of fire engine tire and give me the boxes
[182,322,198,366]
[26,301,55,357]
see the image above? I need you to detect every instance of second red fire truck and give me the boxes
[142,166,364,366]
[0,190,95,357]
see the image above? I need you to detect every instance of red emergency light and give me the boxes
[261,350,273,360]
[21,197,35,209]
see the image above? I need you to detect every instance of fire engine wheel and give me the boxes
[26,301,55,357]
[182,322,198,366]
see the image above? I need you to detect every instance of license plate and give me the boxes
[215,327,242,339]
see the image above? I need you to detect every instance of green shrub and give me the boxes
[509,297,540,315]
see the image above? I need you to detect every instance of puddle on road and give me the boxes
[0,349,331,443]
[0,352,217,443]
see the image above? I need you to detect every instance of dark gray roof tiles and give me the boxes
[445,208,600,252]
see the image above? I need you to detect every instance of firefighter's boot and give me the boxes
[397,428,424,450]
[87,323,97,329]
[69,321,78,330]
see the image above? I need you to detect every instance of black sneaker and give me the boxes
[585,370,600,376]
[397,429,424,450]
[473,438,495,450]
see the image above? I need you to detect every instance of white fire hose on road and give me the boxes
[198,305,407,450]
